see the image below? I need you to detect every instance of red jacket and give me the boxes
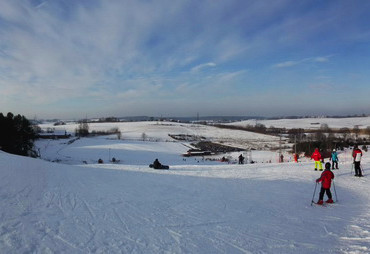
[353,148,362,162]
[317,169,334,189]
[311,149,322,161]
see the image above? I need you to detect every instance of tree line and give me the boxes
[214,123,370,157]
[0,112,37,156]
[288,124,370,157]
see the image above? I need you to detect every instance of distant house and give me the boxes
[38,130,71,139]
[183,149,212,157]
[54,121,66,126]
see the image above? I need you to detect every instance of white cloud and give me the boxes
[274,61,300,68]
[273,56,332,68]
[191,62,216,72]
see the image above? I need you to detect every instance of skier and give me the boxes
[294,153,298,163]
[316,162,335,205]
[280,154,284,163]
[352,145,363,177]
[330,149,339,170]
[238,154,244,164]
[311,148,323,171]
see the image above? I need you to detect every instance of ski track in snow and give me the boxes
[2,148,370,252]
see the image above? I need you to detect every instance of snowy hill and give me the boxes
[1,148,370,253]
[39,121,282,150]
[228,116,370,130]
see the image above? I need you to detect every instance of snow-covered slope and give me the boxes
[1,150,370,253]
[39,121,282,150]
[229,116,370,129]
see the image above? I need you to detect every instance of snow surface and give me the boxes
[229,116,370,130]
[39,121,282,150]
[1,149,370,253]
[1,120,370,253]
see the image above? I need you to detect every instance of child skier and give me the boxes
[316,162,335,205]
[311,148,323,171]
[330,149,339,170]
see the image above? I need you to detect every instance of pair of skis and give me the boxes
[311,201,335,206]
[310,182,338,206]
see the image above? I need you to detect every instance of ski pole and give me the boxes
[333,180,338,202]
[351,162,354,175]
[360,164,365,175]
[311,182,318,206]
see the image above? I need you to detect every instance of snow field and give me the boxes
[2,119,370,253]
[40,121,282,150]
[1,150,370,253]
[229,116,370,130]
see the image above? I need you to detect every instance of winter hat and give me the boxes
[325,162,331,170]
[333,149,336,152]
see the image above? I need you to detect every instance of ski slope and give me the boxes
[1,148,370,253]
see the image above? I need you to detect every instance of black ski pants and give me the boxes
[354,161,362,176]
[319,187,332,201]
[331,160,338,169]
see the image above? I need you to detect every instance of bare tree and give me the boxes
[76,120,89,137]
[353,125,360,141]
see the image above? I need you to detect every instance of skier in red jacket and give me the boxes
[316,162,335,205]
[311,148,323,171]
[352,145,363,177]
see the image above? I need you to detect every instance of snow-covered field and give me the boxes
[1,119,370,253]
[229,116,370,130]
[1,149,370,253]
[40,121,283,151]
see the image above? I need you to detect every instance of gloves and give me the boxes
[316,179,320,183]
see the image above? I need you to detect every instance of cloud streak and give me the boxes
[191,62,216,72]
[273,56,332,68]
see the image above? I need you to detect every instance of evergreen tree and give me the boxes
[0,112,36,156]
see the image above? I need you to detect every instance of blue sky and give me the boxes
[1,0,370,119]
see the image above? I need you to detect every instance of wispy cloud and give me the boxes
[273,56,332,68]
[191,62,216,72]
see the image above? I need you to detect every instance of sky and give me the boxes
[1,0,370,120]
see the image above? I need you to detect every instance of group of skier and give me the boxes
[311,145,364,205]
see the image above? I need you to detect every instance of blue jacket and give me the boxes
[331,152,338,161]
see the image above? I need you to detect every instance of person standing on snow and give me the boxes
[311,148,323,171]
[330,149,339,170]
[316,162,335,205]
[352,145,363,177]
[238,154,244,164]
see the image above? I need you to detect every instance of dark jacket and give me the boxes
[153,159,162,169]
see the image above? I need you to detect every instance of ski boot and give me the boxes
[326,199,333,203]
[316,200,324,205]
